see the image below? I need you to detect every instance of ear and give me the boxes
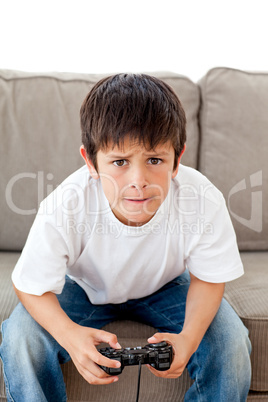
[172,144,186,178]
[80,146,99,179]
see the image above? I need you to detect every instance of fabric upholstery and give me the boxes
[198,67,268,251]
[224,251,268,391]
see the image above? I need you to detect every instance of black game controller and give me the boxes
[98,341,173,375]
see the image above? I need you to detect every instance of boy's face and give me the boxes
[81,137,183,226]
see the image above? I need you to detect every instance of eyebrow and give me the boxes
[105,151,170,159]
[144,151,170,156]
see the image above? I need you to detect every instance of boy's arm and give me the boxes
[13,285,122,384]
[146,273,225,378]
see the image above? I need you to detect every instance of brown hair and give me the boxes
[80,73,186,170]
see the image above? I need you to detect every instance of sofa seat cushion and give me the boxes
[224,251,268,392]
[198,67,268,251]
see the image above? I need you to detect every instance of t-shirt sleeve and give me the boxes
[12,210,69,296]
[185,193,244,283]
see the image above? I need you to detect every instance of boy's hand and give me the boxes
[146,275,225,379]
[13,288,122,386]
[146,332,195,378]
[63,324,122,385]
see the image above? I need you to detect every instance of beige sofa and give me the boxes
[0,67,267,401]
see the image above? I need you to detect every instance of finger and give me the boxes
[82,360,112,379]
[74,355,119,383]
[146,364,163,377]
[146,364,170,375]
[146,365,172,378]
[146,365,182,379]
[94,330,122,349]
[80,366,119,385]
[89,347,122,369]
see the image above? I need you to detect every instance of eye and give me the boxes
[148,158,162,165]
[113,159,127,167]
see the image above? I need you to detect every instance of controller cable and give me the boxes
[135,360,142,402]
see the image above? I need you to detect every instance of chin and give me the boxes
[126,213,155,226]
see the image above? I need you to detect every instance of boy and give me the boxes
[0,74,251,401]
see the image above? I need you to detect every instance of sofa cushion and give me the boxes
[198,67,268,251]
[224,251,268,391]
[0,70,200,251]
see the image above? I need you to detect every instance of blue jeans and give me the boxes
[0,272,251,402]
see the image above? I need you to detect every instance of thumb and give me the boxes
[147,332,165,344]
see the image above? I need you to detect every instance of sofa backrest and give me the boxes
[198,67,268,251]
[0,70,200,251]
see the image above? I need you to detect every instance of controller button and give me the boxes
[159,362,170,369]
[159,353,170,359]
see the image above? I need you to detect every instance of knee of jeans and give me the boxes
[209,301,252,371]
[225,321,251,365]
[223,325,252,389]
[1,303,51,360]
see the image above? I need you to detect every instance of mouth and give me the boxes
[123,197,152,204]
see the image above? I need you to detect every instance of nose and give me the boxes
[128,165,149,190]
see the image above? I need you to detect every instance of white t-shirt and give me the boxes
[12,164,243,304]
